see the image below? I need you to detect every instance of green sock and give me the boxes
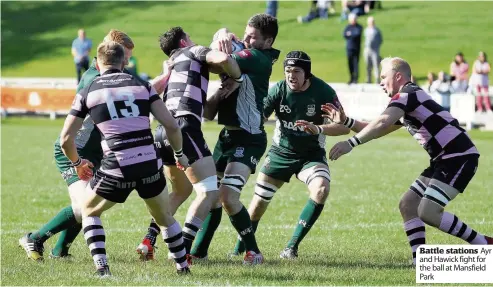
[233,220,259,254]
[286,199,324,250]
[51,222,82,256]
[229,206,260,253]
[29,206,78,243]
[191,206,222,257]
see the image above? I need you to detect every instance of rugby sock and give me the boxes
[30,206,78,243]
[144,219,161,246]
[162,221,188,270]
[83,216,108,270]
[182,216,203,254]
[438,212,487,244]
[286,199,324,250]
[191,206,222,257]
[52,223,82,256]
[404,217,426,264]
[229,206,260,254]
[233,220,259,255]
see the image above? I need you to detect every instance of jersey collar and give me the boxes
[102,68,123,75]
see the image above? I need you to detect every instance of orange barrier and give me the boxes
[1,87,76,111]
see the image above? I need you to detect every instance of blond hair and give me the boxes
[97,41,125,66]
[381,57,412,79]
[104,29,134,50]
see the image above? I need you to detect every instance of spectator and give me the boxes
[341,0,369,20]
[343,13,363,84]
[430,71,454,111]
[71,29,92,84]
[266,0,278,17]
[470,51,491,113]
[363,16,383,83]
[297,1,336,23]
[425,71,437,92]
[449,52,469,93]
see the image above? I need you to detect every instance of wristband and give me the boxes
[174,149,183,158]
[234,74,245,83]
[347,136,362,148]
[343,117,356,128]
[316,125,323,135]
[70,157,82,167]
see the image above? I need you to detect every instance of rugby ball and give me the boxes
[231,40,245,53]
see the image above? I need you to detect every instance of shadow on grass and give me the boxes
[0,1,175,70]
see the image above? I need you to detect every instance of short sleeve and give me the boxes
[149,86,160,104]
[190,45,212,63]
[231,49,258,74]
[263,82,282,118]
[69,92,89,118]
[387,92,411,112]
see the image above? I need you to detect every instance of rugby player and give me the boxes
[19,30,172,261]
[59,41,190,276]
[190,13,280,265]
[230,51,350,259]
[326,57,493,265]
[136,26,244,260]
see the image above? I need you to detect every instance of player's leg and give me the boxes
[399,174,431,265]
[137,170,189,274]
[177,123,219,255]
[221,161,265,264]
[190,130,229,258]
[137,165,192,261]
[50,179,89,258]
[181,156,219,255]
[220,131,267,265]
[232,171,283,255]
[417,155,492,244]
[233,148,292,255]
[19,149,86,261]
[137,124,193,260]
[281,163,331,259]
[80,171,125,276]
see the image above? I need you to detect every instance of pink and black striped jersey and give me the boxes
[164,45,211,121]
[70,69,163,180]
[388,82,479,161]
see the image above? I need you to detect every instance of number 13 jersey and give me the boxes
[70,69,162,180]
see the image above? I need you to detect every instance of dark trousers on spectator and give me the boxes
[76,57,89,84]
[347,49,360,84]
[266,0,278,17]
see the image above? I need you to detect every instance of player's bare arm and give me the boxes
[150,100,189,170]
[203,77,240,120]
[322,103,401,134]
[328,106,404,160]
[294,120,350,136]
[206,50,242,80]
[59,115,94,180]
[149,59,174,94]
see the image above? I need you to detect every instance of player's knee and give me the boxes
[220,174,246,194]
[310,184,329,203]
[193,175,218,193]
[399,191,417,217]
[249,199,269,221]
[417,199,442,227]
[254,181,278,203]
[302,167,331,187]
[82,206,103,218]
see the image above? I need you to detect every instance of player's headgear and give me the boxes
[283,51,312,79]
